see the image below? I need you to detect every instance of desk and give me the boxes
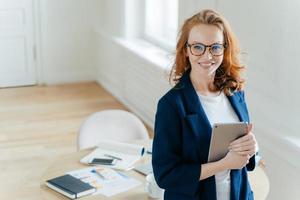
[40,140,269,200]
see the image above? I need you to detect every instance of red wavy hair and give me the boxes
[170,9,245,95]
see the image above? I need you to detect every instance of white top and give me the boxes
[197,91,240,200]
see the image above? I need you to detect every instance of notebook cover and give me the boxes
[46,174,95,197]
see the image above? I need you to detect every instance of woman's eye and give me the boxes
[211,45,222,51]
[193,45,205,51]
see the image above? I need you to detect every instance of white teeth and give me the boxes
[197,63,215,68]
[199,63,213,66]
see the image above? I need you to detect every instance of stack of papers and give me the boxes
[68,167,141,197]
[80,140,145,170]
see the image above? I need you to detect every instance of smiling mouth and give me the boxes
[198,62,215,67]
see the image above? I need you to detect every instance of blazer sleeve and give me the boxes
[240,91,257,171]
[152,98,201,196]
[246,155,256,171]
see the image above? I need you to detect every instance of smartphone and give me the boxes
[89,158,116,165]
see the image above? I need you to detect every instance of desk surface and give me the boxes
[40,140,269,200]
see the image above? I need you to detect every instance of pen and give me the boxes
[146,150,152,155]
[91,169,106,180]
[104,154,122,161]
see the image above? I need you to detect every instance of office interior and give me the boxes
[0,0,299,199]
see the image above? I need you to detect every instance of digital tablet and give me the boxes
[207,122,248,162]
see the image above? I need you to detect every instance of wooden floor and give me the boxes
[0,82,150,200]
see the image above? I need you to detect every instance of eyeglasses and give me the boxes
[186,43,226,56]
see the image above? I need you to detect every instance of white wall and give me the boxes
[94,34,170,127]
[87,0,126,37]
[38,0,96,84]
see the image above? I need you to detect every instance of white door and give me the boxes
[0,0,36,88]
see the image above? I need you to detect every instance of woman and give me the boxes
[152,9,258,200]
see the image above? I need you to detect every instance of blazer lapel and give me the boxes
[227,93,249,123]
[179,71,212,160]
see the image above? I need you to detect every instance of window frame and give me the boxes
[143,0,179,51]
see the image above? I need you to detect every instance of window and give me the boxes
[144,0,178,50]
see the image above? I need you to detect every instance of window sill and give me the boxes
[113,37,174,70]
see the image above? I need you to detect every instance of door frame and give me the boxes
[32,0,44,85]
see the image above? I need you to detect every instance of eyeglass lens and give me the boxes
[190,43,224,56]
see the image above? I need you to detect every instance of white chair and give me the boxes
[77,109,149,150]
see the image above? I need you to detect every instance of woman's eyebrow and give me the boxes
[188,41,223,45]
[187,41,203,45]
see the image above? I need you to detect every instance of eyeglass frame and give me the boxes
[186,42,227,56]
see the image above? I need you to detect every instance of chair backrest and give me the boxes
[77,109,149,150]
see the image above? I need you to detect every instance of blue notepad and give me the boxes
[46,174,96,199]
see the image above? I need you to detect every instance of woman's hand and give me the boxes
[222,150,250,170]
[228,123,258,157]
[200,150,249,180]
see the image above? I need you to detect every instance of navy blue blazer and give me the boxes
[152,71,255,200]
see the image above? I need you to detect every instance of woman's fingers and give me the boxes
[229,135,250,146]
[230,145,254,153]
[229,140,255,150]
[228,124,258,157]
[230,124,254,146]
[230,148,255,156]
[229,144,254,153]
[235,150,256,156]
[247,123,253,133]
[229,133,255,147]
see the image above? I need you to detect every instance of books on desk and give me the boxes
[46,174,96,199]
[46,167,141,198]
[80,140,145,170]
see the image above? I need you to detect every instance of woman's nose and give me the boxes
[202,48,213,60]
